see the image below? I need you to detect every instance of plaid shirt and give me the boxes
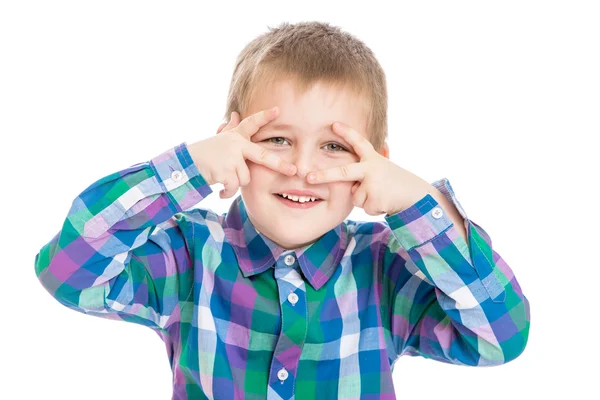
[35,142,531,400]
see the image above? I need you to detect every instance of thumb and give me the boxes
[230,111,241,127]
[217,122,227,134]
[217,112,238,134]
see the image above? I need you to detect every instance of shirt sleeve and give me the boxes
[379,177,531,366]
[34,142,213,334]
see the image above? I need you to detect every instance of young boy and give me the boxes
[34,21,530,399]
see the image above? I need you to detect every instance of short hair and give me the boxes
[224,21,388,152]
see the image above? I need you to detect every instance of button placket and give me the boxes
[287,292,298,306]
[269,252,305,395]
[277,368,288,383]
[284,254,295,266]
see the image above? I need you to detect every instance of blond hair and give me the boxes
[223,21,388,152]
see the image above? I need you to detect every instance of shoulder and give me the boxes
[177,207,223,225]
[172,207,226,243]
[343,218,393,257]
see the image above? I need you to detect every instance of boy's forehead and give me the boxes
[249,77,370,143]
[258,76,368,113]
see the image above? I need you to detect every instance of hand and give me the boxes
[305,122,433,216]
[188,106,297,199]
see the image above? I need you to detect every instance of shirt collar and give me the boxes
[223,195,348,291]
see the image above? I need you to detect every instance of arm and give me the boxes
[34,142,213,334]
[380,178,530,366]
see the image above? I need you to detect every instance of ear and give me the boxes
[379,141,390,159]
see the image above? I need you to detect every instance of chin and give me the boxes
[275,234,321,250]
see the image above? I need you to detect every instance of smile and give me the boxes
[274,194,323,209]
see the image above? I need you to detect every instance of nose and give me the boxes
[286,147,321,180]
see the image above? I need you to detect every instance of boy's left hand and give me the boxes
[306,121,434,216]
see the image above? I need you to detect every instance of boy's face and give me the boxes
[234,78,386,250]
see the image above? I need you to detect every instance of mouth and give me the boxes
[273,193,324,209]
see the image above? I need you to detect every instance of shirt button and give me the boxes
[284,254,295,266]
[287,292,298,305]
[432,207,444,219]
[277,368,288,381]
[171,170,183,181]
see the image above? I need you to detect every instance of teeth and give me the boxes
[278,193,320,203]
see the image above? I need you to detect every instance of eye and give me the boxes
[264,137,348,152]
[324,143,348,152]
[266,137,289,146]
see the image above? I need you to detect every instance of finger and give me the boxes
[363,194,384,216]
[331,121,375,160]
[353,184,368,208]
[220,174,240,199]
[227,111,242,126]
[235,106,280,140]
[307,162,364,184]
[217,112,236,134]
[243,141,297,176]
[231,111,241,127]
[351,181,360,194]
[237,162,251,187]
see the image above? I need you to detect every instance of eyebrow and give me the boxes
[267,123,330,132]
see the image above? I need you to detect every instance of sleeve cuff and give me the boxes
[384,177,506,301]
[149,142,213,212]
[383,178,465,252]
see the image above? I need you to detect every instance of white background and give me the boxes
[2,1,598,398]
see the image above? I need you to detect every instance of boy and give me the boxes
[34,21,530,399]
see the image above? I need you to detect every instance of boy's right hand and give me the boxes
[188,106,297,199]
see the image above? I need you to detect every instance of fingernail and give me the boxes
[308,173,315,182]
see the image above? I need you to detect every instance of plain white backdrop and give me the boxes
[2,1,598,398]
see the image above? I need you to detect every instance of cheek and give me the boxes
[247,161,269,175]
[330,180,353,189]
[329,181,354,197]
[246,161,276,186]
